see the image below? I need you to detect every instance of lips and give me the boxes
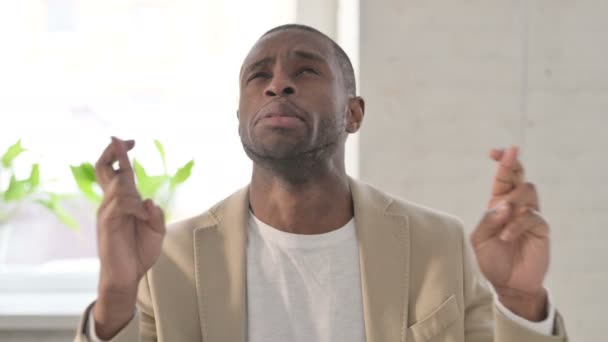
[263,112,303,120]
[256,101,305,125]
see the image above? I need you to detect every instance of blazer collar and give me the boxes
[193,178,411,342]
[193,186,249,342]
[350,178,411,342]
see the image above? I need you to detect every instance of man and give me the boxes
[75,24,568,341]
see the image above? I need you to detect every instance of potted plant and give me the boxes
[0,140,78,266]
[70,139,194,221]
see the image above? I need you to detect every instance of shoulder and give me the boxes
[353,178,464,233]
[146,186,247,283]
[391,197,464,237]
[161,186,248,250]
[352,178,466,245]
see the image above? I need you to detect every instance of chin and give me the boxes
[260,143,308,160]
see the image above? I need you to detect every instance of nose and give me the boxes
[264,73,295,97]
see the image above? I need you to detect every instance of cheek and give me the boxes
[315,92,343,115]
[241,83,269,108]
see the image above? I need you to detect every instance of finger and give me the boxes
[144,199,166,234]
[95,138,135,189]
[491,146,526,197]
[111,137,136,184]
[505,182,540,212]
[516,205,538,216]
[499,208,549,242]
[471,201,513,246]
[489,147,504,161]
[98,177,141,213]
[99,196,149,222]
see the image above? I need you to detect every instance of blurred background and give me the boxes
[0,0,605,341]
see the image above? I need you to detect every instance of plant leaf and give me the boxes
[70,163,101,204]
[133,159,168,199]
[170,160,194,188]
[28,164,40,189]
[36,194,79,231]
[2,139,26,168]
[4,175,28,201]
[80,162,97,181]
[139,175,169,200]
[50,203,79,231]
[133,159,147,184]
[154,140,167,174]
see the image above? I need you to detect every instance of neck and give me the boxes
[249,164,353,235]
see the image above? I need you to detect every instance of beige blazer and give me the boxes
[75,178,568,342]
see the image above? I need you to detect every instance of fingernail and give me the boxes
[500,230,512,241]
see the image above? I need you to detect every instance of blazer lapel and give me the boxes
[350,178,411,342]
[193,186,250,342]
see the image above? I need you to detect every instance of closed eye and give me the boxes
[247,72,271,83]
[297,67,319,76]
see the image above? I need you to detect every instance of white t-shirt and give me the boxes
[246,213,366,342]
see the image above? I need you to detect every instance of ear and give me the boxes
[345,96,365,133]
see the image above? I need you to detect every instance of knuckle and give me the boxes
[517,212,532,224]
[97,199,115,220]
[113,197,126,208]
[483,208,495,220]
[105,197,119,211]
[107,177,122,193]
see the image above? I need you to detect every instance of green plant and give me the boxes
[0,140,78,230]
[70,140,194,220]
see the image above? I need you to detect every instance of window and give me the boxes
[0,0,358,321]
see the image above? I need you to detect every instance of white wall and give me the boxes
[359,1,607,341]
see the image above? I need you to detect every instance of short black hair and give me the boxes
[261,24,357,96]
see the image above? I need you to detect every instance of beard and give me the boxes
[240,111,346,182]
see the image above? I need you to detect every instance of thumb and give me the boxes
[471,201,512,246]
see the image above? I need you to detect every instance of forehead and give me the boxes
[242,29,335,69]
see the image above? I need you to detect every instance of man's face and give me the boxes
[238,29,349,165]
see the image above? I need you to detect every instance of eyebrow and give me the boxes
[242,50,327,77]
[292,50,326,63]
[243,56,274,76]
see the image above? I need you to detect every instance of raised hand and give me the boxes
[471,146,550,321]
[93,137,166,339]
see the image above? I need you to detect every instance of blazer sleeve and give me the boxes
[459,222,569,342]
[73,273,157,342]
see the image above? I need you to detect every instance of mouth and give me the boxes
[259,113,304,129]
[262,112,303,120]
[255,101,306,128]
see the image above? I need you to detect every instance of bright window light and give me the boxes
[0,0,297,271]
[0,0,358,304]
